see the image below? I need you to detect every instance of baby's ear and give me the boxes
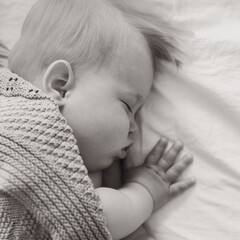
[42,60,74,106]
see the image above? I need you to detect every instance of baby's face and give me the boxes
[62,31,153,172]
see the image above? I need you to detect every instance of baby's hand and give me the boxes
[124,138,195,212]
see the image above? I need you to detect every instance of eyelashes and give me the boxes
[122,101,133,113]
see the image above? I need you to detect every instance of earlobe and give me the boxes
[42,60,74,106]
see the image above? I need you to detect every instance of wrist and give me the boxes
[121,182,154,215]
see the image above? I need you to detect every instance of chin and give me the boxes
[93,160,114,172]
[84,154,118,172]
[104,158,115,169]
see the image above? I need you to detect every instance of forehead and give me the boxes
[110,28,154,98]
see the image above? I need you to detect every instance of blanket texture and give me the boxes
[0,69,112,240]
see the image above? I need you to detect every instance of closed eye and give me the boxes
[122,101,133,113]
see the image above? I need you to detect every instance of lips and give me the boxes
[119,142,133,159]
[119,150,127,159]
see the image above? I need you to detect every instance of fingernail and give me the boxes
[175,140,183,149]
[190,177,196,184]
[186,153,194,161]
[161,137,168,144]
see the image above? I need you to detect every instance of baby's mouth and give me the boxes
[119,150,127,159]
[119,143,133,159]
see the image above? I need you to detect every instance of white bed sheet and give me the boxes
[1,1,240,239]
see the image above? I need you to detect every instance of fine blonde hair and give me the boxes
[9,0,181,82]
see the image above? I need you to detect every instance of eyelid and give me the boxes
[122,101,133,113]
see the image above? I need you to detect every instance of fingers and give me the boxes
[170,178,196,196]
[145,137,168,166]
[165,154,193,183]
[158,140,183,172]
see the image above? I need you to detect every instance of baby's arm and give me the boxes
[96,138,195,239]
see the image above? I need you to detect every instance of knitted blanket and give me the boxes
[0,69,112,240]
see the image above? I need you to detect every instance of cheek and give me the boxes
[95,107,130,147]
[62,99,130,171]
[64,101,130,149]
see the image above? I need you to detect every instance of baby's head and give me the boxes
[8,0,180,172]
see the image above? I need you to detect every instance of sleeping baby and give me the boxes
[0,0,195,239]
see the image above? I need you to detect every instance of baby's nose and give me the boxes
[129,118,138,135]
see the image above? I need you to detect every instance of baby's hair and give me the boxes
[110,0,182,70]
[9,0,181,82]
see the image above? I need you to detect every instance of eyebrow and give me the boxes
[132,93,143,104]
[135,93,143,101]
[128,90,143,104]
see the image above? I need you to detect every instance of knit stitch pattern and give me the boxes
[0,69,112,240]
